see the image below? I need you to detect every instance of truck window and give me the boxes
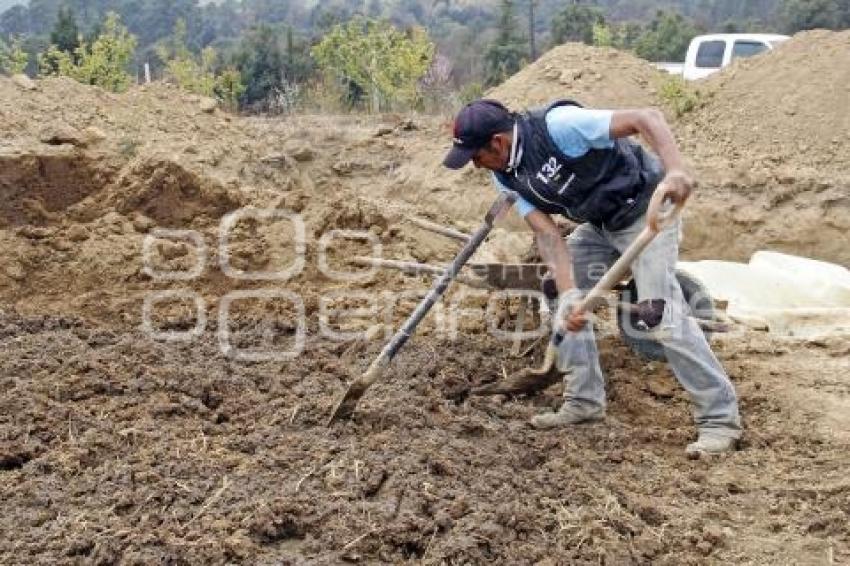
[732,41,768,59]
[695,40,725,69]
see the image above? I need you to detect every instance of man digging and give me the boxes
[443,99,741,456]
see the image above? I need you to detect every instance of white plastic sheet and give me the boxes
[678,252,850,337]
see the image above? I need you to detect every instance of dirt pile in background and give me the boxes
[488,42,668,110]
[682,29,850,178]
[0,76,258,236]
[0,77,473,322]
[676,29,850,265]
[0,76,246,147]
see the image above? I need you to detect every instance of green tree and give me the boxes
[283,26,312,84]
[0,35,29,74]
[551,4,606,46]
[215,67,246,111]
[40,6,81,74]
[157,19,246,109]
[50,6,80,55]
[781,0,850,32]
[484,0,527,86]
[592,22,613,47]
[312,18,434,112]
[156,18,193,63]
[39,12,137,93]
[634,10,701,62]
[233,25,284,107]
[231,24,313,109]
[310,0,367,34]
[157,19,217,96]
[611,21,645,51]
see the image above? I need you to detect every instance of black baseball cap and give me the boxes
[443,99,514,169]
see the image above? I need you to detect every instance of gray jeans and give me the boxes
[559,215,741,438]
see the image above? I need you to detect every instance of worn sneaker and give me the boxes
[686,433,737,457]
[530,403,606,429]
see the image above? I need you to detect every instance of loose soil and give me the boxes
[1,309,847,564]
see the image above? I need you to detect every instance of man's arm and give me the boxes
[525,209,573,292]
[525,209,588,331]
[609,109,694,204]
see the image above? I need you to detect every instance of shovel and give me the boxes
[473,185,684,396]
[328,193,517,424]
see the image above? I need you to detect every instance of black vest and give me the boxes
[496,100,664,231]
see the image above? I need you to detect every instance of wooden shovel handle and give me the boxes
[573,183,685,316]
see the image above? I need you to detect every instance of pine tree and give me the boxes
[232,25,285,107]
[50,6,80,55]
[484,0,527,86]
[634,10,701,62]
[781,0,850,32]
[551,4,606,46]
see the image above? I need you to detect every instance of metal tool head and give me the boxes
[327,378,370,424]
[327,357,385,425]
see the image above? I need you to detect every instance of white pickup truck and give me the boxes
[656,33,790,80]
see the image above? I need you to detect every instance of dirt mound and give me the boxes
[0,146,118,227]
[0,147,242,230]
[682,29,850,177]
[113,157,244,226]
[675,30,850,265]
[488,42,667,111]
[680,173,850,265]
[0,89,481,348]
[0,76,245,144]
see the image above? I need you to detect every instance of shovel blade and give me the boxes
[327,359,386,425]
[472,365,562,396]
[327,380,370,424]
[472,343,561,396]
